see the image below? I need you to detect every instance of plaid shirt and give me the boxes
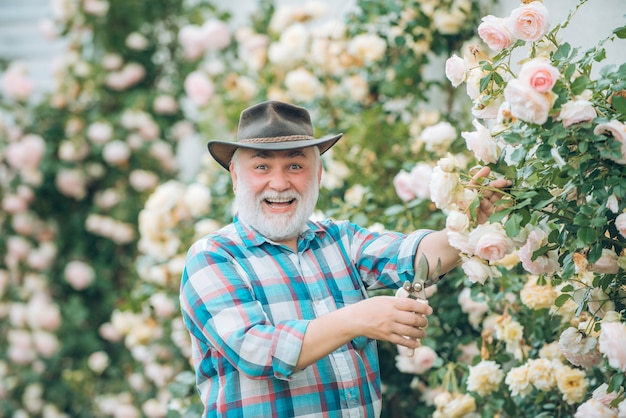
[180,216,431,417]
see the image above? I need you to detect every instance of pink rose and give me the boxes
[445,54,468,87]
[461,119,499,164]
[393,170,417,201]
[461,256,501,284]
[559,327,602,368]
[478,15,514,52]
[504,78,552,125]
[590,249,619,274]
[598,321,626,372]
[201,19,231,51]
[558,99,597,127]
[64,260,95,290]
[396,345,438,374]
[468,222,514,262]
[518,59,559,93]
[575,399,618,418]
[1,62,33,101]
[615,213,626,239]
[6,134,46,170]
[594,120,626,164]
[518,228,560,275]
[508,1,550,42]
[184,71,214,106]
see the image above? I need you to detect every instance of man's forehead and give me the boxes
[245,147,313,158]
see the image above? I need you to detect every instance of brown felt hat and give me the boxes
[207,101,343,170]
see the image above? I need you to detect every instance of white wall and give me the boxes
[0,0,623,95]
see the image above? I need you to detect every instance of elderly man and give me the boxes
[180,101,508,417]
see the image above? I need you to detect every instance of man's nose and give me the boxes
[269,170,290,191]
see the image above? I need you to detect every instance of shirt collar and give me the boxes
[233,215,325,249]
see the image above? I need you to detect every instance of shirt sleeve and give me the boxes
[343,222,433,290]
[179,238,307,380]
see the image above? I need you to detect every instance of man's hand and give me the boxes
[348,296,432,348]
[470,166,512,225]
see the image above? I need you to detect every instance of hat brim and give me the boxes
[207,133,343,170]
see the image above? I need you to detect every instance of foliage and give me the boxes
[1,0,625,417]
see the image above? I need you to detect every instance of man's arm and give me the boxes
[417,166,511,277]
[295,296,432,370]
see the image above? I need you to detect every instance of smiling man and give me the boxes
[179,101,507,417]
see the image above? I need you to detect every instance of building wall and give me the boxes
[0,0,623,95]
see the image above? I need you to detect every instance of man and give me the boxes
[180,101,508,417]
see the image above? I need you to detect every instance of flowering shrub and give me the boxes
[436,0,626,415]
[2,0,624,417]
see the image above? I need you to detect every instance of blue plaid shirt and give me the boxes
[180,216,430,417]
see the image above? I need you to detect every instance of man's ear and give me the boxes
[230,163,237,193]
[317,160,323,184]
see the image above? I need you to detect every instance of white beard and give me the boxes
[235,179,319,243]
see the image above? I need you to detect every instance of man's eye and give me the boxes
[290,164,301,170]
[255,165,267,170]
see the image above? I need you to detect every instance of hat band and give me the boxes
[239,134,314,144]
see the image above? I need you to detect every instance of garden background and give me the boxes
[1,0,625,417]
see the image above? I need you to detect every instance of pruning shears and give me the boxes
[397,254,441,356]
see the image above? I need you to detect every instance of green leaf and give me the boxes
[577,226,597,244]
[553,42,571,61]
[555,293,571,307]
[611,95,626,117]
[614,25,626,38]
[570,75,590,95]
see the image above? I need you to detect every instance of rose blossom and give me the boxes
[505,364,532,397]
[184,71,214,106]
[55,169,88,200]
[284,68,321,102]
[102,140,131,166]
[152,95,178,115]
[478,15,514,52]
[125,32,148,50]
[202,19,231,51]
[6,134,46,170]
[395,345,438,374]
[558,99,597,127]
[445,54,468,87]
[504,78,552,125]
[590,249,619,274]
[527,358,556,391]
[468,222,514,262]
[1,62,34,101]
[421,121,457,153]
[558,327,602,368]
[466,360,504,396]
[594,120,626,164]
[518,59,559,93]
[616,213,626,239]
[348,33,387,64]
[461,256,501,284]
[429,164,460,210]
[461,119,499,164]
[575,399,618,418]
[508,1,550,42]
[518,227,560,275]
[598,321,626,372]
[87,121,114,144]
[64,260,95,290]
[520,275,557,310]
[433,392,476,418]
[556,365,589,404]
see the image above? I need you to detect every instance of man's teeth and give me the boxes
[266,198,293,203]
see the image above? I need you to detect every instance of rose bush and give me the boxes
[2,0,624,417]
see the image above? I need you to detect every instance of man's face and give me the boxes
[230,146,322,244]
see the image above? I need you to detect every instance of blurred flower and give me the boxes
[555,364,589,404]
[1,62,34,101]
[598,321,626,372]
[395,345,438,374]
[558,327,602,368]
[184,71,214,106]
[64,260,95,290]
